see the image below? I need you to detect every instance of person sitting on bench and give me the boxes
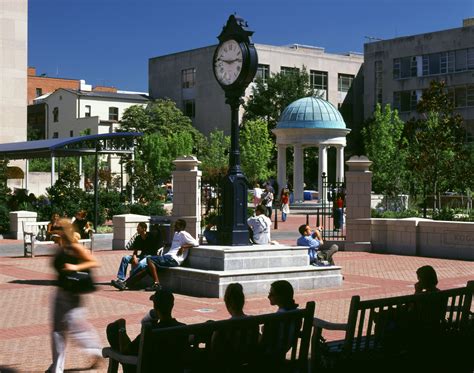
[72,210,93,239]
[111,222,159,291]
[296,224,338,266]
[106,289,185,373]
[145,219,199,291]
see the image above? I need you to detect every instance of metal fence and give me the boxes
[315,174,346,240]
[201,181,222,221]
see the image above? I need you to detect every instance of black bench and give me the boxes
[103,301,315,373]
[312,281,474,372]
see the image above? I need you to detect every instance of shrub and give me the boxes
[371,209,420,219]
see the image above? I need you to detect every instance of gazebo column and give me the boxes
[336,145,345,182]
[277,144,287,197]
[318,145,328,201]
[293,144,304,202]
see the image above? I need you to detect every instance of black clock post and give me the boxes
[213,15,258,245]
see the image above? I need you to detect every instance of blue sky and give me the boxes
[28,0,474,92]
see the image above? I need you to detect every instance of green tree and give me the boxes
[403,81,466,212]
[200,130,230,185]
[362,104,407,197]
[243,67,314,130]
[240,119,274,185]
[120,99,205,201]
[46,162,87,217]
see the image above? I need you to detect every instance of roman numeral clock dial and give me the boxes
[214,40,243,86]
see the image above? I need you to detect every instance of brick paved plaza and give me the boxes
[0,214,473,372]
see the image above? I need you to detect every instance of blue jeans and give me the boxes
[308,247,317,264]
[117,255,149,280]
[148,254,179,268]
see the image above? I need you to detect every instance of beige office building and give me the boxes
[149,43,363,135]
[0,0,27,144]
[364,19,474,137]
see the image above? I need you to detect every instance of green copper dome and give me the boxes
[276,96,347,129]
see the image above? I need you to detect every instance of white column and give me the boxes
[51,156,55,186]
[79,156,85,190]
[293,144,304,202]
[336,146,345,182]
[277,144,287,197]
[318,145,328,202]
[25,159,29,192]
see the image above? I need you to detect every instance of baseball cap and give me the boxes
[149,288,174,309]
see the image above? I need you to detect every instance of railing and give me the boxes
[318,174,346,240]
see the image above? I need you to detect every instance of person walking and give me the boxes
[47,218,102,373]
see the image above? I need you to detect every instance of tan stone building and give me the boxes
[149,43,364,136]
[364,18,474,138]
[0,0,27,144]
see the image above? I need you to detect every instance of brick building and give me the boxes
[27,67,80,104]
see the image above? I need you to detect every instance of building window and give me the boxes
[182,68,196,88]
[70,130,74,137]
[310,70,328,99]
[85,105,91,117]
[393,56,417,79]
[183,99,195,118]
[53,132,58,138]
[393,90,417,112]
[280,66,299,75]
[109,107,119,121]
[255,64,270,84]
[449,85,474,108]
[35,88,42,97]
[338,74,354,92]
[53,107,59,122]
[374,61,383,104]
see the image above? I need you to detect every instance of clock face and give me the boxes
[214,40,244,86]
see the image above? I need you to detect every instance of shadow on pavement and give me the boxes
[9,279,56,286]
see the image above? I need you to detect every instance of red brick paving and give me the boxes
[0,214,473,372]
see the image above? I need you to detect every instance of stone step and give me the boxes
[186,245,309,271]
[159,264,343,298]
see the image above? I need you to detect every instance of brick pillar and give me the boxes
[345,156,372,251]
[172,156,202,239]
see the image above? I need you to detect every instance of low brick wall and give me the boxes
[370,218,474,261]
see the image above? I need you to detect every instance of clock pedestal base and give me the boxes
[218,173,249,246]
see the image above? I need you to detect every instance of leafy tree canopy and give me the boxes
[243,67,314,130]
[120,99,206,201]
[200,130,230,185]
[240,119,274,185]
[362,104,407,196]
[403,80,467,209]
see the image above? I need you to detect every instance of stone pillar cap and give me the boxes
[346,155,372,172]
[173,155,201,171]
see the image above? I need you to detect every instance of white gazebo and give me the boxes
[272,96,350,202]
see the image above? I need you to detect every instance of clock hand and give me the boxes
[217,58,242,63]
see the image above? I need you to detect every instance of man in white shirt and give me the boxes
[247,205,272,244]
[146,219,199,291]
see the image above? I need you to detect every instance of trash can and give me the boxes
[149,216,172,248]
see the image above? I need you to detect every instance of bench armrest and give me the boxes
[102,347,138,366]
[313,317,348,331]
